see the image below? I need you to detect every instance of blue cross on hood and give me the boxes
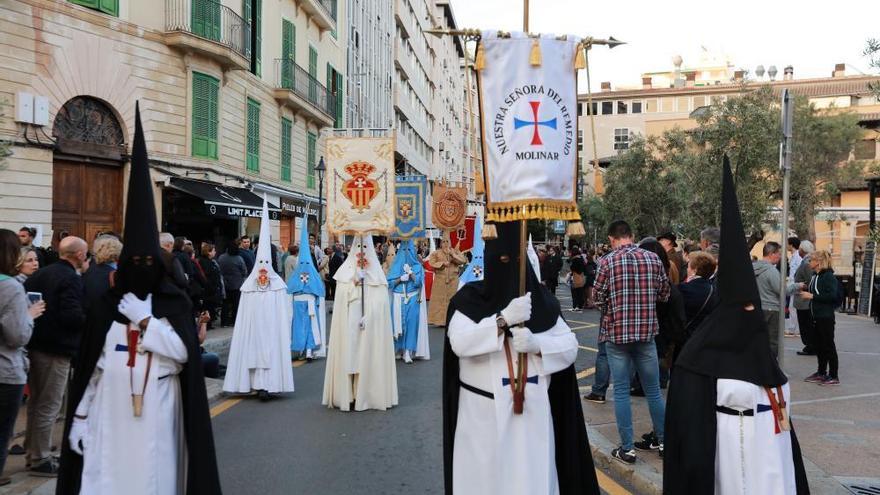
[286,214,325,297]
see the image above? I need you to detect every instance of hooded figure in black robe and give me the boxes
[442,221,599,495]
[663,157,809,494]
[56,103,222,494]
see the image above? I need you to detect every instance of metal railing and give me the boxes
[315,0,337,22]
[166,0,251,60]
[274,59,337,118]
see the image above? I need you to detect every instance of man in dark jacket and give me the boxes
[23,235,88,476]
[239,235,256,273]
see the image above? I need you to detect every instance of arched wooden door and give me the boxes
[52,97,125,244]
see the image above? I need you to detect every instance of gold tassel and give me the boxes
[482,223,498,240]
[574,43,586,70]
[529,38,541,67]
[567,221,587,237]
[475,42,486,71]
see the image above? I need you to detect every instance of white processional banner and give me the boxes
[478,31,581,223]
[326,136,396,234]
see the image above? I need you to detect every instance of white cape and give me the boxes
[389,284,430,360]
[293,293,327,358]
[322,279,398,411]
[224,289,295,393]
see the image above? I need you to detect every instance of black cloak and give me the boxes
[442,221,599,495]
[56,103,223,495]
[663,157,809,494]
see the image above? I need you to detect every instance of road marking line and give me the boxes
[293,360,307,368]
[578,345,598,352]
[791,392,880,406]
[570,323,598,330]
[595,468,631,495]
[577,367,596,380]
[210,398,242,418]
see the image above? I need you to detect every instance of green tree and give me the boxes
[865,38,880,97]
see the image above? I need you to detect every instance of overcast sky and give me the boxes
[449,0,878,88]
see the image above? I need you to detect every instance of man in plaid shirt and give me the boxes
[593,220,670,465]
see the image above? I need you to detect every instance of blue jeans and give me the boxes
[591,340,609,395]
[606,341,666,450]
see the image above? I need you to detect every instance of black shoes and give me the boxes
[583,393,606,404]
[635,432,664,457]
[796,347,816,356]
[257,389,270,402]
[611,447,636,465]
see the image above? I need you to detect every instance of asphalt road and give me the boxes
[211,291,626,495]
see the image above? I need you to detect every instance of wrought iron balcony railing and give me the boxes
[274,59,336,118]
[166,0,251,60]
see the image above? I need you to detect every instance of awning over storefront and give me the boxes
[167,177,281,220]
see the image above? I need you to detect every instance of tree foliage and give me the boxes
[587,86,862,242]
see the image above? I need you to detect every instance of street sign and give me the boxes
[553,220,566,234]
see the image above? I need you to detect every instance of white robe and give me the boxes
[715,379,797,495]
[80,319,188,495]
[448,312,578,495]
[322,278,398,411]
[223,288,295,393]
[389,284,431,360]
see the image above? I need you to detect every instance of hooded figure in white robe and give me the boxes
[223,197,295,399]
[322,235,398,411]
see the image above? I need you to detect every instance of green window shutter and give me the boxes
[246,98,261,172]
[70,0,100,9]
[280,118,292,182]
[242,0,252,58]
[281,20,294,89]
[336,72,344,128]
[192,72,219,159]
[99,0,118,16]
[308,46,318,102]
[192,0,220,40]
[307,131,316,189]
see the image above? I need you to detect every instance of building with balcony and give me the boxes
[0,0,346,251]
[345,0,394,130]
[577,59,880,272]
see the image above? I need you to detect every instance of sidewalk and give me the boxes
[0,326,235,495]
[581,312,880,494]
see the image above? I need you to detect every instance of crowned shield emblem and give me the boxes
[342,161,380,213]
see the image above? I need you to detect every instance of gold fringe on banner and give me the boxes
[475,42,486,71]
[574,42,586,69]
[484,202,581,223]
[567,221,587,237]
[529,38,542,66]
[482,223,498,240]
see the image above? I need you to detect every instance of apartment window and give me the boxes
[69,0,117,16]
[676,97,690,113]
[645,99,657,112]
[306,131,317,189]
[855,140,877,160]
[246,97,260,172]
[192,72,219,160]
[280,117,292,181]
[632,101,642,114]
[660,98,674,112]
[243,0,262,76]
[587,102,598,115]
[693,96,706,108]
[601,101,613,115]
[617,101,628,114]
[308,45,318,102]
[613,128,630,151]
[578,103,583,117]
[577,129,584,152]
[327,64,344,128]
[280,19,295,87]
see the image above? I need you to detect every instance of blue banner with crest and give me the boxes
[393,175,427,239]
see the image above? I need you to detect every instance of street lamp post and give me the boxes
[315,156,326,247]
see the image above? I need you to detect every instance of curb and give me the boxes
[585,422,662,495]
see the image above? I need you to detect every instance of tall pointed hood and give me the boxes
[287,213,325,297]
[334,235,387,286]
[674,156,787,387]
[388,239,423,281]
[120,102,160,263]
[240,195,286,292]
[459,215,485,286]
[717,156,761,308]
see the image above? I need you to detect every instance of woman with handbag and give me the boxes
[568,247,587,312]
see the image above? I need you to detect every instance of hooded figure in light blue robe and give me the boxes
[287,216,326,359]
[387,240,428,362]
[458,215,485,288]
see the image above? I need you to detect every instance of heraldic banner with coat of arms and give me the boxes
[432,183,467,231]
[393,175,427,239]
[326,137,396,234]
[478,31,582,223]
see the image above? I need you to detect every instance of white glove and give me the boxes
[501,293,532,326]
[511,326,541,354]
[403,263,413,275]
[399,273,410,282]
[69,418,89,455]
[359,316,366,330]
[356,269,366,281]
[118,293,153,326]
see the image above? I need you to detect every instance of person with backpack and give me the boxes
[799,250,841,386]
